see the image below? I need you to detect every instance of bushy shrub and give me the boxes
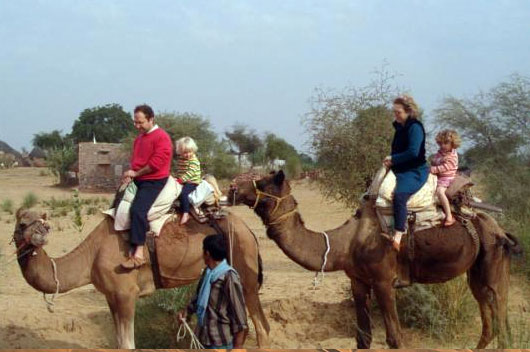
[1,199,14,214]
[396,277,476,340]
[22,193,38,208]
[135,285,196,348]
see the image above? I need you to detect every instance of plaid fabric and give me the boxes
[188,270,248,346]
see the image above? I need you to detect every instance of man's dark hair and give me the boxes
[134,104,155,120]
[203,234,227,261]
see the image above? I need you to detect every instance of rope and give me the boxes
[43,258,60,313]
[5,248,34,265]
[176,317,204,349]
[313,231,330,288]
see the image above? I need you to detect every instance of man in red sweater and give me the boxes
[121,104,173,269]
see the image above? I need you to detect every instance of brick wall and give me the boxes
[78,142,129,192]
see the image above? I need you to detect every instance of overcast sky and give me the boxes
[1,0,529,152]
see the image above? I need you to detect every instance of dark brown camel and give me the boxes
[229,170,521,349]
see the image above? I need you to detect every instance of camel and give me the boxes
[229,170,521,349]
[12,208,270,348]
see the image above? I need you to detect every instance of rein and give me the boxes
[251,180,293,215]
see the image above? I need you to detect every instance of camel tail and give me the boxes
[504,232,523,256]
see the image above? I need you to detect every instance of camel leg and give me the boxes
[105,295,122,348]
[468,248,510,348]
[244,289,270,348]
[352,279,372,348]
[373,281,402,348]
[113,292,138,349]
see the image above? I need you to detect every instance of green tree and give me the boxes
[225,124,263,169]
[47,145,77,185]
[32,130,68,150]
[264,133,298,161]
[434,74,530,276]
[70,104,134,143]
[305,69,397,206]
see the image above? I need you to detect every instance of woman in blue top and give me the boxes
[383,95,429,252]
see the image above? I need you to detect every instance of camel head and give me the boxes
[13,208,50,251]
[229,170,293,216]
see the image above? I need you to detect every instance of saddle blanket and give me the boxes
[103,176,215,236]
[372,168,445,232]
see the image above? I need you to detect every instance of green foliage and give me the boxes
[70,104,134,143]
[1,199,14,214]
[264,133,298,161]
[22,192,38,208]
[46,145,77,185]
[32,130,68,150]
[396,277,476,340]
[71,189,84,232]
[305,67,399,207]
[225,124,263,168]
[434,74,530,277]
[285,155,302,179]
[299,152,316,172]
[135,285,196,348]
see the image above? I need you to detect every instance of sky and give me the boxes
[1,0,529,153]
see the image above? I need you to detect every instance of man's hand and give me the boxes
[123,170,137,179]
[177,309,188,322]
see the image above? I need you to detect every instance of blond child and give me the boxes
[430,130,461,227]
[175,137,201,225]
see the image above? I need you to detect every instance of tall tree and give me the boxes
[32,130,68,150]
[434,73,530,220]
[305,68,398,207]
[70,104,134,143]
[225,124,263,169]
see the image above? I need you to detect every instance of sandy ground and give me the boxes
[0,168,528,349]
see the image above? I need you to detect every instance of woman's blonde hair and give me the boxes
[435,129,461,149]
[393,94,420,119]
[175,136,198,154]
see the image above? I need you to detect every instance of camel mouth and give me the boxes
[14,218,50,249]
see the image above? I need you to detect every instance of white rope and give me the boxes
[177,317,204,349]
[313,231,331,288]
[43,258,60,313]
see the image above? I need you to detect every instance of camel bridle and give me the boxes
[13,218,50,255]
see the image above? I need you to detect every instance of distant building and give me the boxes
[28,147,47,167]
[78,142,129,192]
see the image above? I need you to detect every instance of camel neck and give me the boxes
[18,220,103,294]
[264,210,356,272]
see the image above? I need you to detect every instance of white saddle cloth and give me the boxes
[370,168,445,232]
[103,176,215,236]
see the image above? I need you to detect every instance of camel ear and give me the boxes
[274,170,285,186]
[41,212,48,220]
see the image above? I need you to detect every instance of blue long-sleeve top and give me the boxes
[390,118,429,194]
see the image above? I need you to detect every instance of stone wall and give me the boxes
[78,142,129,192]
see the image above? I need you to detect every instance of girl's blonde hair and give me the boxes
[175,136,198,154]
[393,94,420,119]
[435,129,461,149]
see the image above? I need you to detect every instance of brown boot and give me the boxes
[121,256,146,269]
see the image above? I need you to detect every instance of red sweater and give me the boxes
[130,127,173,181]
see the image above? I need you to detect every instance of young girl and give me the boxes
[175,137,201,225]
[431,129,461,227]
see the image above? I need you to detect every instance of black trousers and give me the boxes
[393,192,413,232]
[179,182,197,213]
[130,178,167,246]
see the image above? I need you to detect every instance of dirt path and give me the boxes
[0,168,528,348]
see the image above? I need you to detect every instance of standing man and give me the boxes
[121,104,173,269]
[179,234,248,349]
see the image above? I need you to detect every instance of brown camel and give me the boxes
[12,208,270,349]
[229,170,521,349]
